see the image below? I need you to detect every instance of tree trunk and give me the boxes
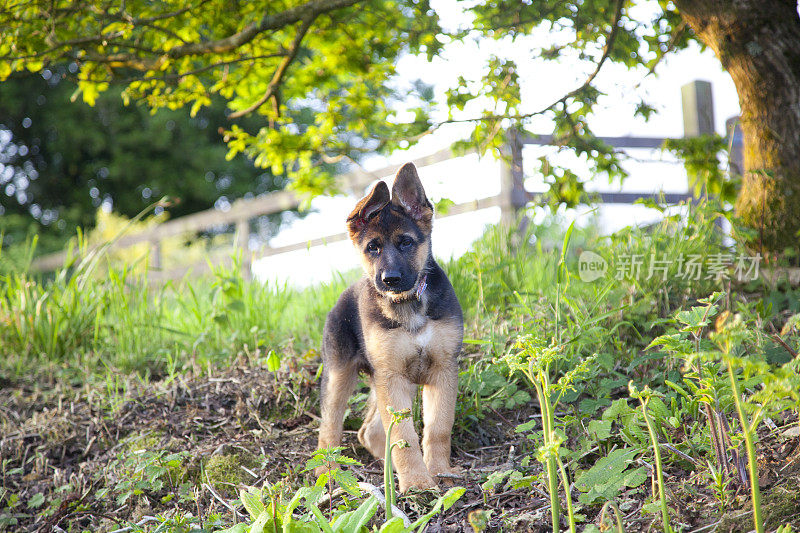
[674,0,800,255]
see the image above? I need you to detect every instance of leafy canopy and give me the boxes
[1,0,697,201]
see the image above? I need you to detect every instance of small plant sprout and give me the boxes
[629,382,672,533]
[706,460,730,514]
[712,312,764,533]
[384,406,412,521]
[306,446,362,519]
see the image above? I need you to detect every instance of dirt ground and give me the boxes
[2,364,800,532]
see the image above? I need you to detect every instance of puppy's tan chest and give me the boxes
[365,318,461,382]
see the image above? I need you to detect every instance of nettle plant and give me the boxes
[99,449,193,507]
[222,413,465,533]
[507,335,597,533]
[648,292,800,533]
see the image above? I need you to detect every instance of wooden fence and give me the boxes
[31,80,740,282]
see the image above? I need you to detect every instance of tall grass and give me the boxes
[0,250,352,382]
[0,199,734,386]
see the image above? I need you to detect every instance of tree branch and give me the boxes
[636,21,689,84]
[228,16,315,119]
[124,53,288,83]
[432,0,625,129]
[581,0,625,88]
[164,0,360,58]
[3,0,362,72]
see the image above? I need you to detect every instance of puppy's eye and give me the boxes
[398,236,414,250]
[366,241,380,254]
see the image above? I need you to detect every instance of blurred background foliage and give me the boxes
[0,68,298,254]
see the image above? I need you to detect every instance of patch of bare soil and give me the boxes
[2,366,800,532]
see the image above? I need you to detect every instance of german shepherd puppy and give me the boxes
[316,163,463,492]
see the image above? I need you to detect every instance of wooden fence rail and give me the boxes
[30,80,740,282]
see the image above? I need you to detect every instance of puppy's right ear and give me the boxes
[347,181,390,235]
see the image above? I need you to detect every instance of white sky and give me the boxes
[252,1,741,286]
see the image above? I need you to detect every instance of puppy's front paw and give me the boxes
[399,471,437,493]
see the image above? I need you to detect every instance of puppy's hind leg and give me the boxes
[357,387,386,459]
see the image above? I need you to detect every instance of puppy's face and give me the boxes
[347,164,433,300]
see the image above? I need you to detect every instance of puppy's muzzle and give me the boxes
[381,270,402,289]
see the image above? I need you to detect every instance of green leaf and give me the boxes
[240,487,265,520]
[647,397,671,421]
[334,496,377,533]
[378,517,406,533]
[575,448,639,504]
[558,220,576,286]
[433,198,455,214]
[0,61,11,81]
[482,469,512,492]
[646,333,689,353]
[675,305,713,330]
[331,468,361,497]
[602,399,634,421]
[227,299,245,313]
[285,522,321,533]
[621,466,648,488]
[515,420,537,433]
[408,487,466,530]
[27,493,45,509]
[266,350,281,372]
[508,389,531,408]
[304,502,335,533]
[249,509,271,533]
[440,486,466,510]
[697,292,726,305]
[587,419,612,441]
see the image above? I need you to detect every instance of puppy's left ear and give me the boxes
[391,163,433,222]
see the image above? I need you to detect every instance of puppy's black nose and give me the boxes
[381,270,401,287]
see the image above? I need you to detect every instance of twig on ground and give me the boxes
[661,443,702,467]
[202,483,243,521]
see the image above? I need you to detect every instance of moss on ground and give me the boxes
[203,451,260,497]
[718,481,800,532]
[124,430,164,452]
[763,483,800,530]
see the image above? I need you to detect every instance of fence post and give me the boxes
[681,80,715,137]
[500,130,526,227]
[682,80,726,233]
[150,240,162,270]
[681,80,716,202]
[236,218,251,280]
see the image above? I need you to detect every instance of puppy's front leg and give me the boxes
[422,361,458,479]
[316,362,358,475]
[374,372,435,492]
